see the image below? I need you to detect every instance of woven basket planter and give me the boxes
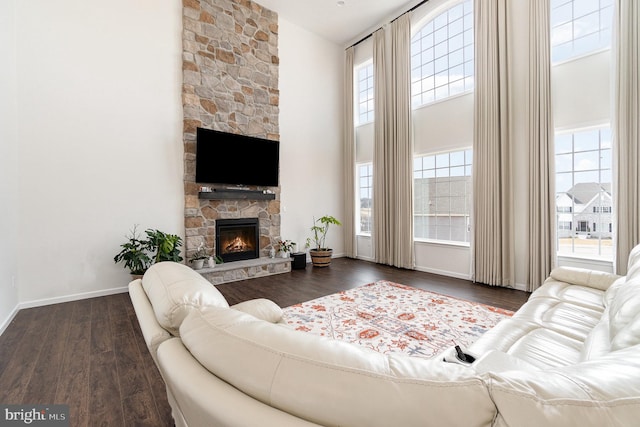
[309,249,333,267]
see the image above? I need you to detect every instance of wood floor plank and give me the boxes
[0,308,36,377]
[108,293,133,337]
[22,303,72,404]
[89,298,124,426]
[122,390,171,427]
[0,306,55,403]
[55,300,92,427]
[90,296,112,355]
[88,350,124,426]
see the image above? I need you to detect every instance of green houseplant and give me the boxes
[306,215,341,267]
[114,225,184,278]
[145,229,184,263]
[113,225,152,278]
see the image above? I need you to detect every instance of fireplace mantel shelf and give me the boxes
[198,190,276,200]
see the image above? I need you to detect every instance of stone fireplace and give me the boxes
[216,218,260,262]
[181,0,281,265]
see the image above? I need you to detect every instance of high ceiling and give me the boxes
[256,0,423,46]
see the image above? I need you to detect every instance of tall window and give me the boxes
[551,0,613,63]
[410,0,474,107]
[357,62,374,124]
[414,149,472,243]
[555,127,612,259]
[357,163,373,234]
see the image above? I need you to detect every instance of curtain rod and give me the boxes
[346,0,430,50]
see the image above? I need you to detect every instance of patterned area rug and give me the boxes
[282,280,513,359]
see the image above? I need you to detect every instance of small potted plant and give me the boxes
[306,215,342,267]
[114,225,152,279]
[278,239,295,258]
[189,242,209,270]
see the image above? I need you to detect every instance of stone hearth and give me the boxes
[197,257,290,285]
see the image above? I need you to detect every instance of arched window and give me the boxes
[551,0,613,63]
[410,0,474,108]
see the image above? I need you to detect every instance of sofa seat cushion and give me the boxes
[179,307,498,427]
[512,296,603,342]
[142,262,229,336]
[469,318,583,369]
[487,344,640,427]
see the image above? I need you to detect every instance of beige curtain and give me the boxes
[373,28,390,264]
[472,0,515,287]
[344,47,357,258]
[527,0,555,290]
[389,14,414,269]
[372,17,414,269]
[613,0,640,274]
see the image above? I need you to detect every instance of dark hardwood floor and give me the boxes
[0,258,530,426]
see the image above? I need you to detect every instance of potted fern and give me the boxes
[306,215,341,267]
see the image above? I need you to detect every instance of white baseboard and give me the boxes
[513,282,528,292]
[0,304,20,337]
[17,286,129,310]
[414,265,472,281]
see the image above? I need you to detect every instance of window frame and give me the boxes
[554,125,613,260]
[356,162,373,236]
[413,147,473,246]
[355,61,374,126]
[550,0,614,64]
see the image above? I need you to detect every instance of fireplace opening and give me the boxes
[215,218,260,263]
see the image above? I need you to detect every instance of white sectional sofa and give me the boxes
[129,247,640,427]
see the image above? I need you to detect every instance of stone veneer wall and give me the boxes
[182,0,280,261]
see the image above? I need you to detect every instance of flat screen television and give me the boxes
[196,127,280,187]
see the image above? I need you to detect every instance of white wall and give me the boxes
[278,19,345,256]
[0,0,20,332]
[14,0,184,304]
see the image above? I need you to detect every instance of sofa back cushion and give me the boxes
[607,244,640,351]
[625,243,640,280]
[142,262,228,336]
[180,307,497,427]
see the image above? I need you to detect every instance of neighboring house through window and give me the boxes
[555,127,612,258]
